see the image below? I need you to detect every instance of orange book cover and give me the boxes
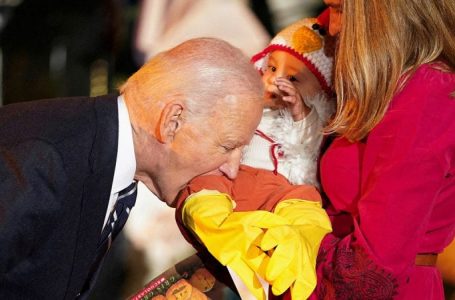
[128,252,241,300]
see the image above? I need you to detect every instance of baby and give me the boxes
[246,17,334,187]
[176,18,334,300]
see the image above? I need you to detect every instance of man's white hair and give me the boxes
[121,37,264,125]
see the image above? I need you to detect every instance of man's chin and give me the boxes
[163,185,188,208]
[163,192,179,208]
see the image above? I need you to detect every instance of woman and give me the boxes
[311,0,455,299]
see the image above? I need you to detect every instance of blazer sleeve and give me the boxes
[0,139,68,275]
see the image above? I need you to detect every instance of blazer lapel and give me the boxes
[65,95,119,299]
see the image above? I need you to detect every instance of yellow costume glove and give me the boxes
[181,190,289,300]
[261,199,332,299]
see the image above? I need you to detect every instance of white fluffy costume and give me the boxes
[242,17,335,186]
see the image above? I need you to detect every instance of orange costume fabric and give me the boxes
[175,164,321,249]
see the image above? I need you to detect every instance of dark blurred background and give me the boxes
[0,0,138,105]
[1,1,453,299]
[0,0,324,105]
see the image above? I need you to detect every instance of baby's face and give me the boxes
[262,50,321,108]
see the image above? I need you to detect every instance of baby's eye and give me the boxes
[289,75,297,82]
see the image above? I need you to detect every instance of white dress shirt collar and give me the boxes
[111,95,136,194]
[103,95,136,228]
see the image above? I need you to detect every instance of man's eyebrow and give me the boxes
[228,139,245,147]
[227,137,249,148]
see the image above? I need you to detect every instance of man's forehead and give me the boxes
[213,91,262,121]
[217,94,261,111]
[215,99,260,133]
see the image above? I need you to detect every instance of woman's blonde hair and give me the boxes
[326,0,455,141]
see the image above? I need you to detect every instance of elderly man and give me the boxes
[0,38,263,299]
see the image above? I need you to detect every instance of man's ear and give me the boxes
[156,101,184,143]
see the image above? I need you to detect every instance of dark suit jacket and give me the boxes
[0,94,119,299]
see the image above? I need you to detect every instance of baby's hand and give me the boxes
[275,77,310,121]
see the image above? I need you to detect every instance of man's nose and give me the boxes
[219,149,242,179]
